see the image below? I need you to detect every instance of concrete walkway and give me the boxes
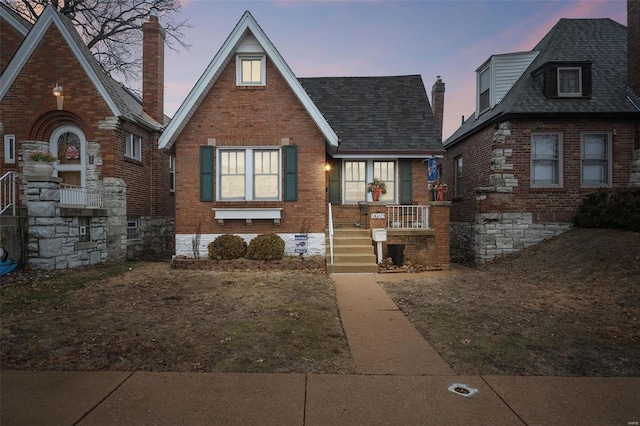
[2,268,640,425]
[332,273,453,375]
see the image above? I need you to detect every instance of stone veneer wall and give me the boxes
[26,178,108,271]
[474,212,571,264]
[127,216,175,260]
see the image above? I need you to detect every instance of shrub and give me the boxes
[247,233,285,260]
[573,188,640,232]
[208,234,247,260]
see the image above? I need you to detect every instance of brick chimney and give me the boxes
[142,10,165,124]
[431,76,445,141]
[629,0,640,98]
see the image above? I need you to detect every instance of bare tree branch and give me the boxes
[3,0,191,90]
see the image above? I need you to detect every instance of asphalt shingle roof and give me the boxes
[445,18,639,147]
[298,75,443,155]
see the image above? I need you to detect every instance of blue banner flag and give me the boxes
[427,158,438,183]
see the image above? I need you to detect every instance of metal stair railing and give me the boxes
[0,171,18,216]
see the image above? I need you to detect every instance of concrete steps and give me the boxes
[327,228,378,273]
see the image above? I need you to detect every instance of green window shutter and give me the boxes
[200,146,214,202]
[329,162,341,205]
[284,145,298,201]
[400,160,413,204]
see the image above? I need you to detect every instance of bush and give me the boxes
[573,188,640,232]
[208,235,247,260]
[247,233,285,260]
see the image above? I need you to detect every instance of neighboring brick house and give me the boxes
[159,11,448,265]
[0,4,175,268]
[443,12,640,265]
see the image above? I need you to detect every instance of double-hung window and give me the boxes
[454,156,463,197]
[558,67,581,97]
[125,133,142,161]
[218,148,280,201]
[531,133,562,187]
[343,160,396,204]
[581,133,611,187]
[478,67,491,113]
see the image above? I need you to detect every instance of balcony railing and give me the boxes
[386,205,429,229]
[60,184,103,208]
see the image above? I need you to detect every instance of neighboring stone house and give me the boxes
[443,10,640,265]
[0,4,174,270]
[159,11,449,268]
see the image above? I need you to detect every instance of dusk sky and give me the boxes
[164,0,627,140]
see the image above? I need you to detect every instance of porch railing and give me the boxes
[60,184,103,208]
[0,171,18,215]
[386,205,429,229]
[328,202,334,265]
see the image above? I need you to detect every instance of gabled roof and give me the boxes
[299,75,443,157]
[445,18,639,147]
[0,4,161,129]
[158,10,339,151]
[0,3,32,37]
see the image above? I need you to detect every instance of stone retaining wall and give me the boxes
[474,212,571,264]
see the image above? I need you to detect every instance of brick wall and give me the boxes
[445,117,637,263]
[0,24,174,219]
[174,57,327,236]
[0,15,25,73]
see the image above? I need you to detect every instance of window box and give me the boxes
[213,208,282,225]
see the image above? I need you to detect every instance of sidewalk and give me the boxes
[2,269,639,425]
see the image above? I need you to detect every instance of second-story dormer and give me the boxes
[475,51,539,118]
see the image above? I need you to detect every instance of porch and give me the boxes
[327,202,450,271]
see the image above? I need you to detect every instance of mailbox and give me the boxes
[372,228,387,242]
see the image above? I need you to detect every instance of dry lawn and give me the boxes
[1,262,354,373]
[380,228,640,376]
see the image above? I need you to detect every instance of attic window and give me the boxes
[558,67,581,96]
[237,55,265,86]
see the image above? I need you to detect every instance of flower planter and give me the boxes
[32,163,54,178]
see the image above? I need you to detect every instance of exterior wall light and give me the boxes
[52,83,64,110]
[325,163,331,172]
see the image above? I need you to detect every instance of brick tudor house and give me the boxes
[0,4,174,270]
[159,11,450,270]
[443,7,640,265]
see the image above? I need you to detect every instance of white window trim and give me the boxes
[127,217,141,240]
[581,132,612,188]
[125,133,142,161]
[342,159,398,204]
[4,134,15,164]
[216,147,281,202]
[50,125,87,187]
[169,155,176,193]
[236,54,266,86]
[557,67,582,97]
[477,65,491,114]
[530,132,563,188]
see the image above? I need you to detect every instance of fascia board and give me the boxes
[0,6,30,36]
[333,153,442,159]
[158,11,339,151]
[0,6,121,117]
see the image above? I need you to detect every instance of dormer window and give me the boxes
[539,62,592,99]
[236,55,265,86]
[558,67,581,96]
[478,67,491,113]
